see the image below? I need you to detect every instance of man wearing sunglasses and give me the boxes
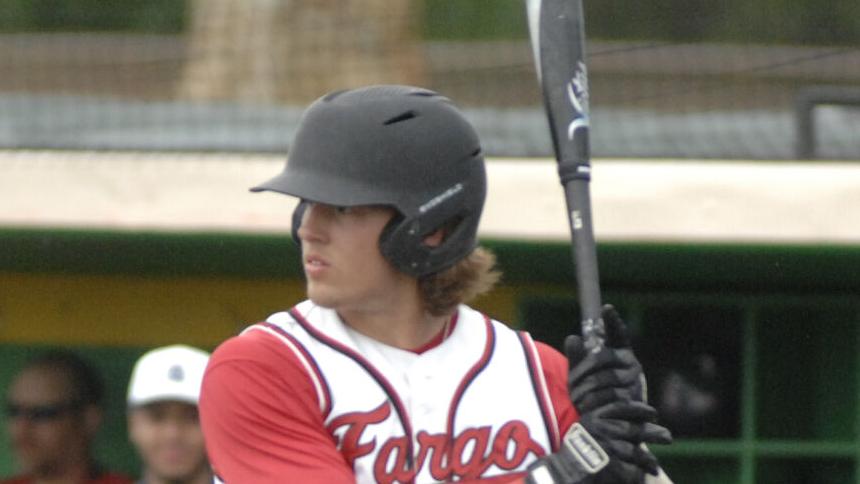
[2,351,131,484]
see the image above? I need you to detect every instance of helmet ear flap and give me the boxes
[291,200,309,246]
[380,187,478,277]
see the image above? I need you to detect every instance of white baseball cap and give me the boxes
[127,345,210,407]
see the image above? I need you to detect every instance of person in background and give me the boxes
[2,350,132,484]
[126,345,211,484]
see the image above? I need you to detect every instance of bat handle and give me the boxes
[561,167,604,351]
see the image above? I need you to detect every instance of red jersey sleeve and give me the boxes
[534,341,579,436]
[199,327,355,484]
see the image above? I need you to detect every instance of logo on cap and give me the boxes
[168,364,185,382]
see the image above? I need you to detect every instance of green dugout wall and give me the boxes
[2,227,860,482]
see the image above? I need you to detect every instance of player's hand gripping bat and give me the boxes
[526,0,604,351]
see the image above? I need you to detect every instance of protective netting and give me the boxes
[1,0,858,159]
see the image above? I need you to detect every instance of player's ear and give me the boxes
[423,228,446,248]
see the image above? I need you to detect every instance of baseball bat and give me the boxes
[526,0,605,351]
[526,8,676,480]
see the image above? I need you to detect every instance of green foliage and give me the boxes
[424,0,860,45]
[0,0,185,33]
[425,0,527,40]
[584,0,860,45]
[0,0,857,45]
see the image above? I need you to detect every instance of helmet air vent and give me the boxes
[383,110,418,125]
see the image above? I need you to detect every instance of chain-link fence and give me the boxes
[1,0,858,159]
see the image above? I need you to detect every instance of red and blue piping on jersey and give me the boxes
[242,321,334,418]
[440,312,496,481]
[288,306,419,475]
[517,331,562,452]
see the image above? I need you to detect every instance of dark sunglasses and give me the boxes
[4,401,83,422]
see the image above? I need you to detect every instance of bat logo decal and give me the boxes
[566,61,590,141]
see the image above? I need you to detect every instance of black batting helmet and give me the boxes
[251,85,487,277]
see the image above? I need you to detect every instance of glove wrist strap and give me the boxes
[525,423,609,484]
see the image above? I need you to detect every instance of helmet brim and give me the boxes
[250,170,395,208]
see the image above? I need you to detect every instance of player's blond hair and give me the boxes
[419,246,501,317]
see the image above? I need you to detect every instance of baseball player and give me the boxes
[199,85,672,484]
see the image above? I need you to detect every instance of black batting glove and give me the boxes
[524,401,670,484]
[575,400,671,481]
[568,305,644,412]
[565,305,672,483]
[525,422,610,484]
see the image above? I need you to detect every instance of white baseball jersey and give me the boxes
[243,300,564,483]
